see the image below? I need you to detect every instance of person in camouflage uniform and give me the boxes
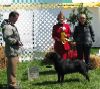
[1,11,22,89]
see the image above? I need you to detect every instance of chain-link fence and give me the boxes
[0,3,68,61]
[0,3,99,62]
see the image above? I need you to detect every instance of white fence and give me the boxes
[0,4,100,61]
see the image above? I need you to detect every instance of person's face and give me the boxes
[79,14,86,25]
[58,16,65,24]
[10,15,19,24]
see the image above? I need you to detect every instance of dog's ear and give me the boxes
[45,52,54,58]
[52,52,61,59]
[45,52,61,60]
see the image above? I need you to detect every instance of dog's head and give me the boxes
[44,52,61,64]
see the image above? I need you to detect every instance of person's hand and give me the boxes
[93,39,95,42]
[70,42,76,46]
[56,38,61,42]
[18,41,23,47]
[55,37,61,42]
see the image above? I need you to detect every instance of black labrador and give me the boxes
[44,52,90,82]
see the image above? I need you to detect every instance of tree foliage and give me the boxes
[68,3,93,27]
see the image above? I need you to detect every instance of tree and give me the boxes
[68,3,93,28]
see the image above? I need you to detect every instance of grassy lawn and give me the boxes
[0,48,100,89]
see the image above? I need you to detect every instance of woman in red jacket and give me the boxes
[52,11,71,60]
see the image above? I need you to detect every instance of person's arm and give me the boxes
[89,25,95,42]
[52,26,61,42]
[3,25,19,45]
[73,26,78,42]
[66,24,71,38]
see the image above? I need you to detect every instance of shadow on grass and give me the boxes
[32,80,58,86]
[32,78,80,86]
[0,84,7,89]
[39,70,56,75]
[64,78,80,82]
[40,60,53,66]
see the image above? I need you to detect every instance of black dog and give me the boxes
[44,52,90,82]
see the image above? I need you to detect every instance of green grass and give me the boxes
[0,48,100,89]
[91,47,99,54]
[1,60,100,89]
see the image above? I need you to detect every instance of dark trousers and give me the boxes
[76,44,91,64]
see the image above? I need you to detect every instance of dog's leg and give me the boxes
[84,73,90,81]
[80,72,90,81]
[57,73,61,82]
[61,74,64,82]
[57,74,64,83]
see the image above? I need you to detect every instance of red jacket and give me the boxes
[52,23,71,60]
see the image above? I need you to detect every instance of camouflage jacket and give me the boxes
[1,19,22,57]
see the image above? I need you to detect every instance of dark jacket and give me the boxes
[73,23,95,46]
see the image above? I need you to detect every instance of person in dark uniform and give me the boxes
[73,14,95,67]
